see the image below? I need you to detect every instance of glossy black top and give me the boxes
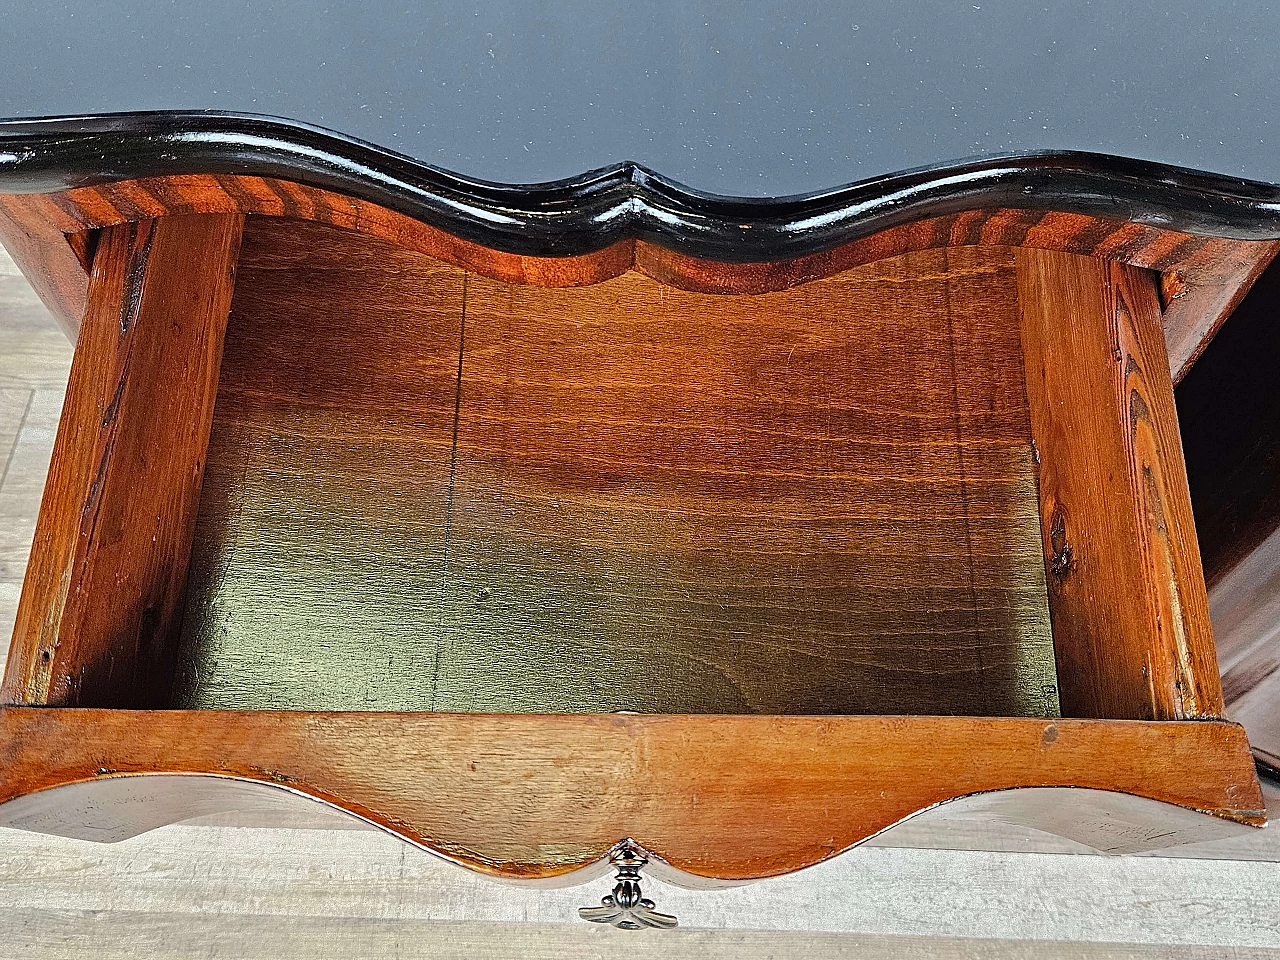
[3,114,1280,263]
[0,1,1278,197]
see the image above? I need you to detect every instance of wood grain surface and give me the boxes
[1017,249,1222,720]
[5,237,1280,954]
[173,219,1057,716]
[1161,239,1280,382]
[0,198,88,339]
[1,223,1278,951]
[3,175,1276,381]
[0,709,1265,881]
[1,215,243,707]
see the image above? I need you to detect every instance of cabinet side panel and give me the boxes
[0,197,89,340]
[1,214,243,706]
[1017,248,1223,719]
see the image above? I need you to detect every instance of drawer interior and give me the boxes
[170,217,1059,715]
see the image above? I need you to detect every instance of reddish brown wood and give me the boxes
[0,198,1264,880]
[634,208,1247,298]
[0,708,1264,880]
[1017,249,1222,721]
[0,195,90,338]
[1163,239,1280,382]
[63,229,98,274]
[2,175,1273,382]
[174,220,1057,717]
[1,214,243,707]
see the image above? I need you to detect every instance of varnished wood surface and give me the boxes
[1161,239,1280,382]
[1017,250,1221,720]
[4,784,1280,953]
[3,242,1280,948]
[1,215,244,707]
[1,170,1276,381]
[174,220,1057,716]
[0,201,1260,880]
[0,199,88,339]
[0,709,1264,881]
[6,780,1266,858]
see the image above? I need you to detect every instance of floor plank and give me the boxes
[0,581,19,667]
[0,388,29,472]
[0,275,74,391]
[0,387,64,583]
[0,825,1278,948]
[6,911,1278,960]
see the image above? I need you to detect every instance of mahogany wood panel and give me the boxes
[0,709,1264,882]
[1162,239,1280,382]
[0,198,89,338]
[0,139,1269,886]
[174,218,468,711]
[1017,249,1222,721]
[442,244,1052,715]
[62,229,98,274]
[174,219,1057,716]
[2,176,1275,380]
[1,215,244,707]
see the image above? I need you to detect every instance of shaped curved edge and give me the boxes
[0,773,615,890]
[2,111,1280,262]
[0,710,1265,884]
[0,774,1264,891]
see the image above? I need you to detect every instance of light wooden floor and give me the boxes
[1,245,1278,958]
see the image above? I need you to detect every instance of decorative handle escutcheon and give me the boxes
[578,841,677,930]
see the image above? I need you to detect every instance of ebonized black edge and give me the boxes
[2,111,1280,262]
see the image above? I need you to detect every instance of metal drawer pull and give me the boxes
[579,842,677,930]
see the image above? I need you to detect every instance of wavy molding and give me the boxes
[0,710,1264,882]
[2,113,1279,377]
[2,113,1280,259]
[0,777,1261,888]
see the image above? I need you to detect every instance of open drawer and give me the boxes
[0,121,1275,922]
